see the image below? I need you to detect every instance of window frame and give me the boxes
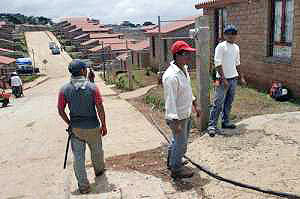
[269,0,294,57]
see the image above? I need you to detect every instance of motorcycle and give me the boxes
[0,89,11,107]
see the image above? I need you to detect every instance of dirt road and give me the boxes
[0,32,165,199]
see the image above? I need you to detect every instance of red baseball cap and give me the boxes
[171,40,196,55]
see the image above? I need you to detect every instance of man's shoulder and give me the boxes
[60,82,72,92]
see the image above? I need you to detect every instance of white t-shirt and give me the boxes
[214,41,240,79]
[11,76,22,87]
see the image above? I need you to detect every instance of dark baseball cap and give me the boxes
[68,59,87,74]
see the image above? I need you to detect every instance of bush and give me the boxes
[144,94,164,111]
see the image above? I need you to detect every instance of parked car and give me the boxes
[51,47,60,55]
[49,41,56,49]
[16,65,40,74]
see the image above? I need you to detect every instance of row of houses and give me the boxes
[54,17,151,70]
[0,21,17,79]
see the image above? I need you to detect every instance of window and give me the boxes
[152,36,156,57]
[214,8,228,46]
[270,0,294,58]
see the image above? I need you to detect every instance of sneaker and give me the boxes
[222,123,236,129]
[171,167,194,179]
[207,127,221,137]
[79,185,91,194]
[167,159,189,170]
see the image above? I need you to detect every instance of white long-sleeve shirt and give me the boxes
[214,41,240,79]
[162,61,194,120]
[11,76,22,87]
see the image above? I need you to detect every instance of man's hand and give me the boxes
[100,126,107,136]
[174,120,182,136]
[240,77,247,86]
[222,78,229,88]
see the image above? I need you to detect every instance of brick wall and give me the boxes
[206,0,300,97]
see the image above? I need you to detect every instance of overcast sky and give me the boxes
[1,0,203,24]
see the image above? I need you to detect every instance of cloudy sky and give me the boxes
[1,0,204,24]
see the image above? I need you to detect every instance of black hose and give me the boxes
[148,113,300,199]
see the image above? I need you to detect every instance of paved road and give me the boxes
[0,32,164,199]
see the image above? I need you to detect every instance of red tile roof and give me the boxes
[0,48,14,52]
[0,55,16,64]
[110,43,134,51]
[129,40,150,51]
[68,27,82,33]
[81,39,99,46]
[90,33,123,39]
[73,33,90,40]
[146,15,198,35]
[88,44,111,52]
[97,38,125,44]
[195,0,242,9]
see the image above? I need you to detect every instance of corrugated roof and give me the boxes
[0,55,16,64]
[195,0,242,9]
[146,15,198,35]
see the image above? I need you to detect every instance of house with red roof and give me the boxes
[0,55,16,77]
[145,15,198,70]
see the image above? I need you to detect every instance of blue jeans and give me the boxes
[166,118,192,172]
[208,78,237,128]
[71,128,105,188]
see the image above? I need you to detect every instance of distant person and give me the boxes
[57,59,107,194]
[88,68,95,83]
[207,24,246,136]
[162,41,201,179]
[10,72,23,97]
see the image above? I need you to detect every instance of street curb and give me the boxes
[23,76,51,91]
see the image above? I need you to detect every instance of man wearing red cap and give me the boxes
[162,40,201,179]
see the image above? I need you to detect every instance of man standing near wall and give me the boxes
[163,41,201,179]
[58,59,107,194]
[207,24,246,136]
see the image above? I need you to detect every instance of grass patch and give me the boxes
[144,72,300,124]
[111,69,157,91]
[21,75,40,83]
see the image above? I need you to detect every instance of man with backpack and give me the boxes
[57,59,107,194]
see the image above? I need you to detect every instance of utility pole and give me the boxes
[158,16,162,72]
[101,41,106,81]
[195,16,210,131]
[126,40,133,90]
[32,48,35,75]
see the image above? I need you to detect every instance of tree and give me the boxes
[143,21,154,26]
